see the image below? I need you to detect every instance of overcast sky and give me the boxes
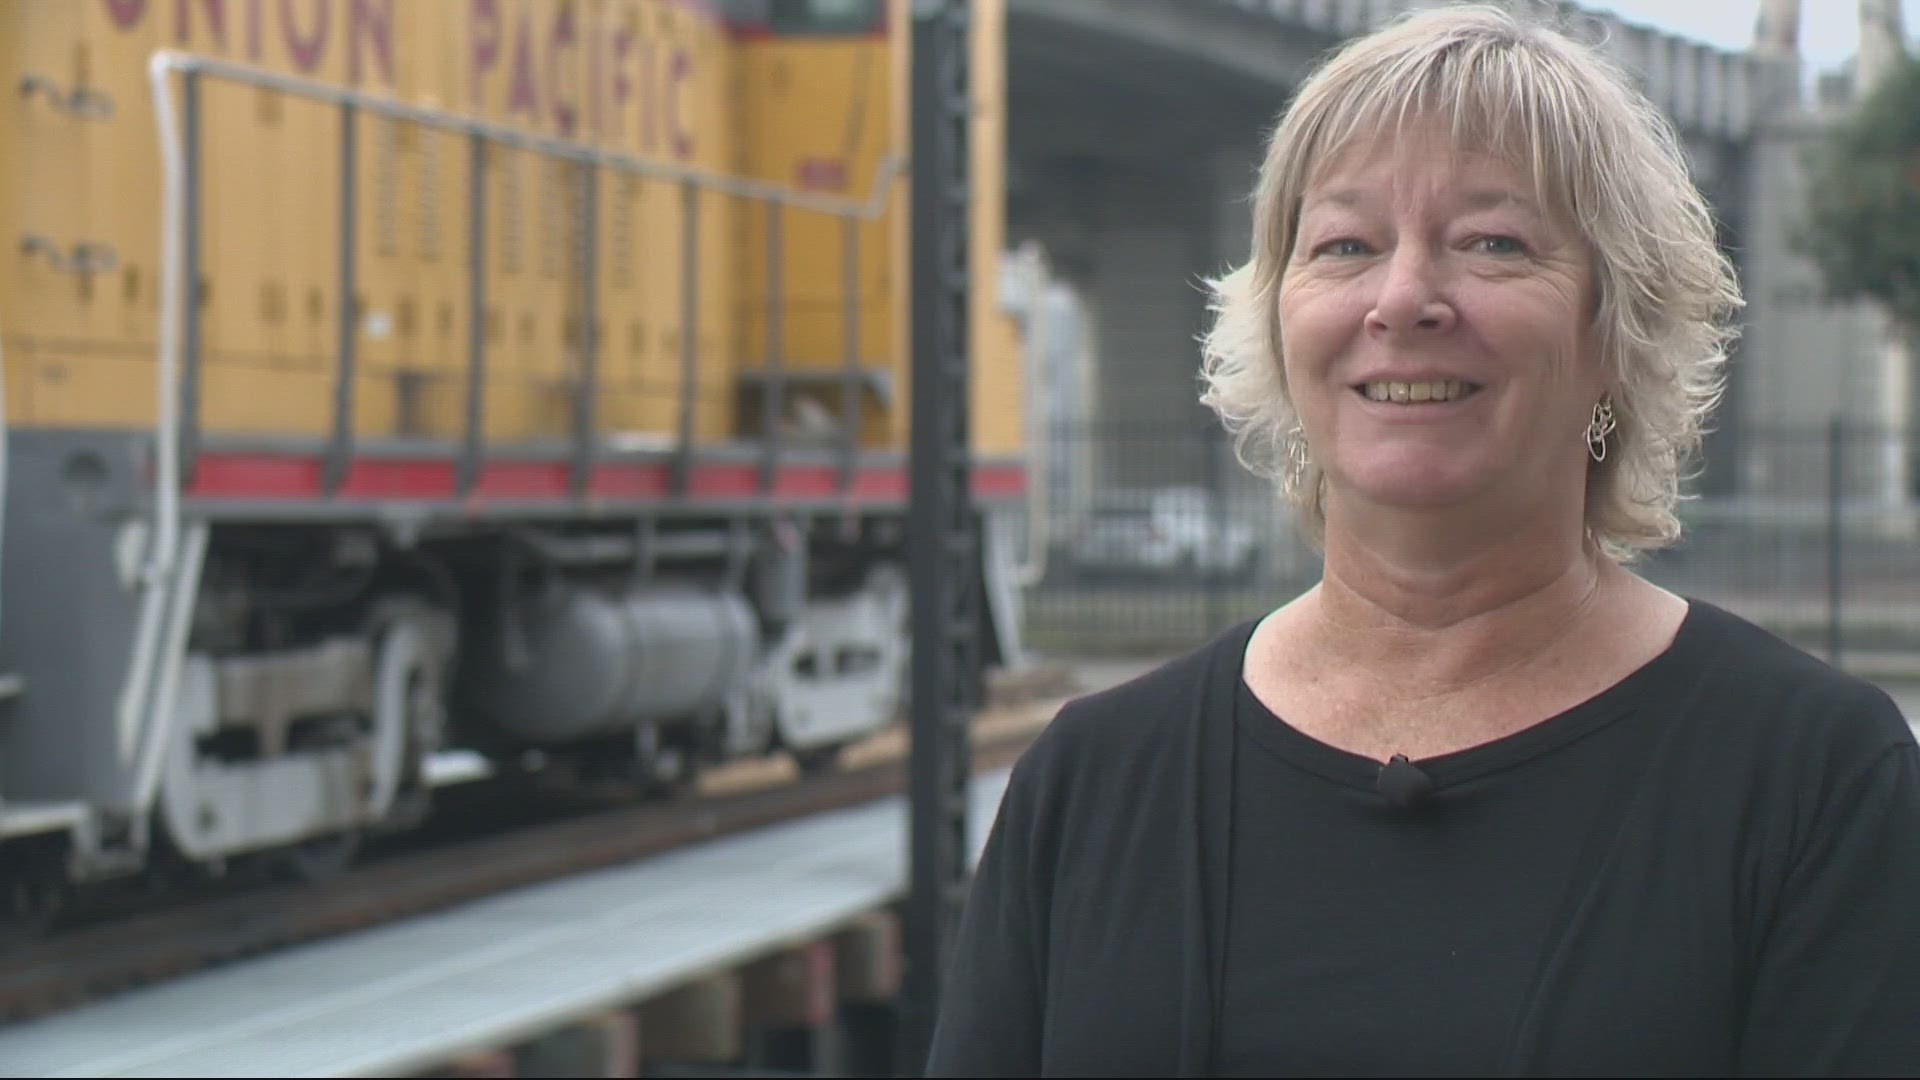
[1589,0,1920,76]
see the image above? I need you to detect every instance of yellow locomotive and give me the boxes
[0,0,1024,920]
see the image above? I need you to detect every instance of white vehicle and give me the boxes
[1065,486,1259,581]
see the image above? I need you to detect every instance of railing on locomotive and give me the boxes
[0,314,8,698]
[142,46,906,522]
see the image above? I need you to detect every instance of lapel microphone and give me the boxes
[1375,753,1435,808]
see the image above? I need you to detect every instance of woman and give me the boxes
[926,5,1920,1077]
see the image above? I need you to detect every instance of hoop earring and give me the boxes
[1586,398,1617,463]
[1284,427,1310,494]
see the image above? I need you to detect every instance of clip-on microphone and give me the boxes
[1375,753,1435,808]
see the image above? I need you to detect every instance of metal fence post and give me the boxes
[459,133,488,498]
[324,104,359,496]
[179,70,203,486]
[571,164,600,500]
[838,216,863,494]
[1205,423,1228,633]
[673,182,699,498]
[1828,414,1844,666]
[761,202,785,496]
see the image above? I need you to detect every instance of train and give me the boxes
[0,0,1027,929]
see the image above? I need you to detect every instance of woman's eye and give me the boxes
[1473,235,1526,256]
[1316,238,1371,257]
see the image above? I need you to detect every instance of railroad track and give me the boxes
[0,673,1076,1023]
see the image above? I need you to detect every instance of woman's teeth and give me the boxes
[1360,379,1474,403]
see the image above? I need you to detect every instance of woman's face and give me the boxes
[1278,125,1603,530]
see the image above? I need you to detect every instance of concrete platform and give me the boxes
[0,772,1012,1078]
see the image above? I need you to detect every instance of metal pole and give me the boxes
[1828,414,1845,665]
[1206,420,1227,631]
[839,216,863,493]
[761,202,785,496]
[903,0,975,1070]
[180,71,203,485]
[673,182,700,499]
[572,164,600,500]
[460,134,488,498]
[325,105,359,496]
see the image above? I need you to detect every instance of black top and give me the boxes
[924,600,1920,1077]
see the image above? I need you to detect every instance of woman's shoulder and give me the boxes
[1671,598,1913,765]
[1012,618,1258,781]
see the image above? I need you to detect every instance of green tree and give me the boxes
[1799,57,1920,331]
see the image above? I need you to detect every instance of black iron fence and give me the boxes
[1016,420,1920,685]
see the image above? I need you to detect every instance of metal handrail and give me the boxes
[148,49,902,514]
[150,51,904,216]
[143,49,189,609]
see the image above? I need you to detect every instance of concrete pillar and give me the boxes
[834,911,902,1002]
[1008,159,1108,523]
[636,973,743,1071]
[1208,145,1259,271]
[1870,311,1913,511]
[513,1011,641,1078]
[1857,0,1915,514]
[1752,0,1801,58]
[1736,116,1886,500]
[422,1049,517,1078]
[1085,173,1216,486]
[1201,144,1306,579]
[1857,0,1908,91]
[1073,145,1271,496]
[835,912,904,1077]
[1685,138,1746,499]
[741,939,841,1074]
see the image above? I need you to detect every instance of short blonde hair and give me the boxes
[1198,3,1743,561]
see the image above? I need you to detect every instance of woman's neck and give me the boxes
[1300,509,1611,695]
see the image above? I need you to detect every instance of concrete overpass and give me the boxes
[1004,0,1895,512]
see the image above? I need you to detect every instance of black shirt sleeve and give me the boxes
[1739,729,1920,1077]
[923,742,1052,1077]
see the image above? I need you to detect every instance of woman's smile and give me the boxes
[1354,379,1480,404]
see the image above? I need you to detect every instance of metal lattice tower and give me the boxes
[903,0,977,1070]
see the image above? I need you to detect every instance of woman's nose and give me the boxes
[1365,247,1457,335]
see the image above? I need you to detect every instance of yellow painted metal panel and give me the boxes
[0,0,1020,483]
[79,2,158,364]
[886,0,912,450]
[16,353,159,429]
[728,8,907,453]
[0,0,89,428]
[968,0,1023,458]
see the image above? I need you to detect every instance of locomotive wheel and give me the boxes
[792,741,847,777]
[573,723,700,801]
[267,830,363,885]
[0,873,64,951]
[638,733,700,799]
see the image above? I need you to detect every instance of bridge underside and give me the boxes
[1008,6,1283,501]
[1005,2,1766,508]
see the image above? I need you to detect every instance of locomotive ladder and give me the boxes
[903,0,979,1068]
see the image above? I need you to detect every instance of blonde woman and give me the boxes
[927,5,1920,1076]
